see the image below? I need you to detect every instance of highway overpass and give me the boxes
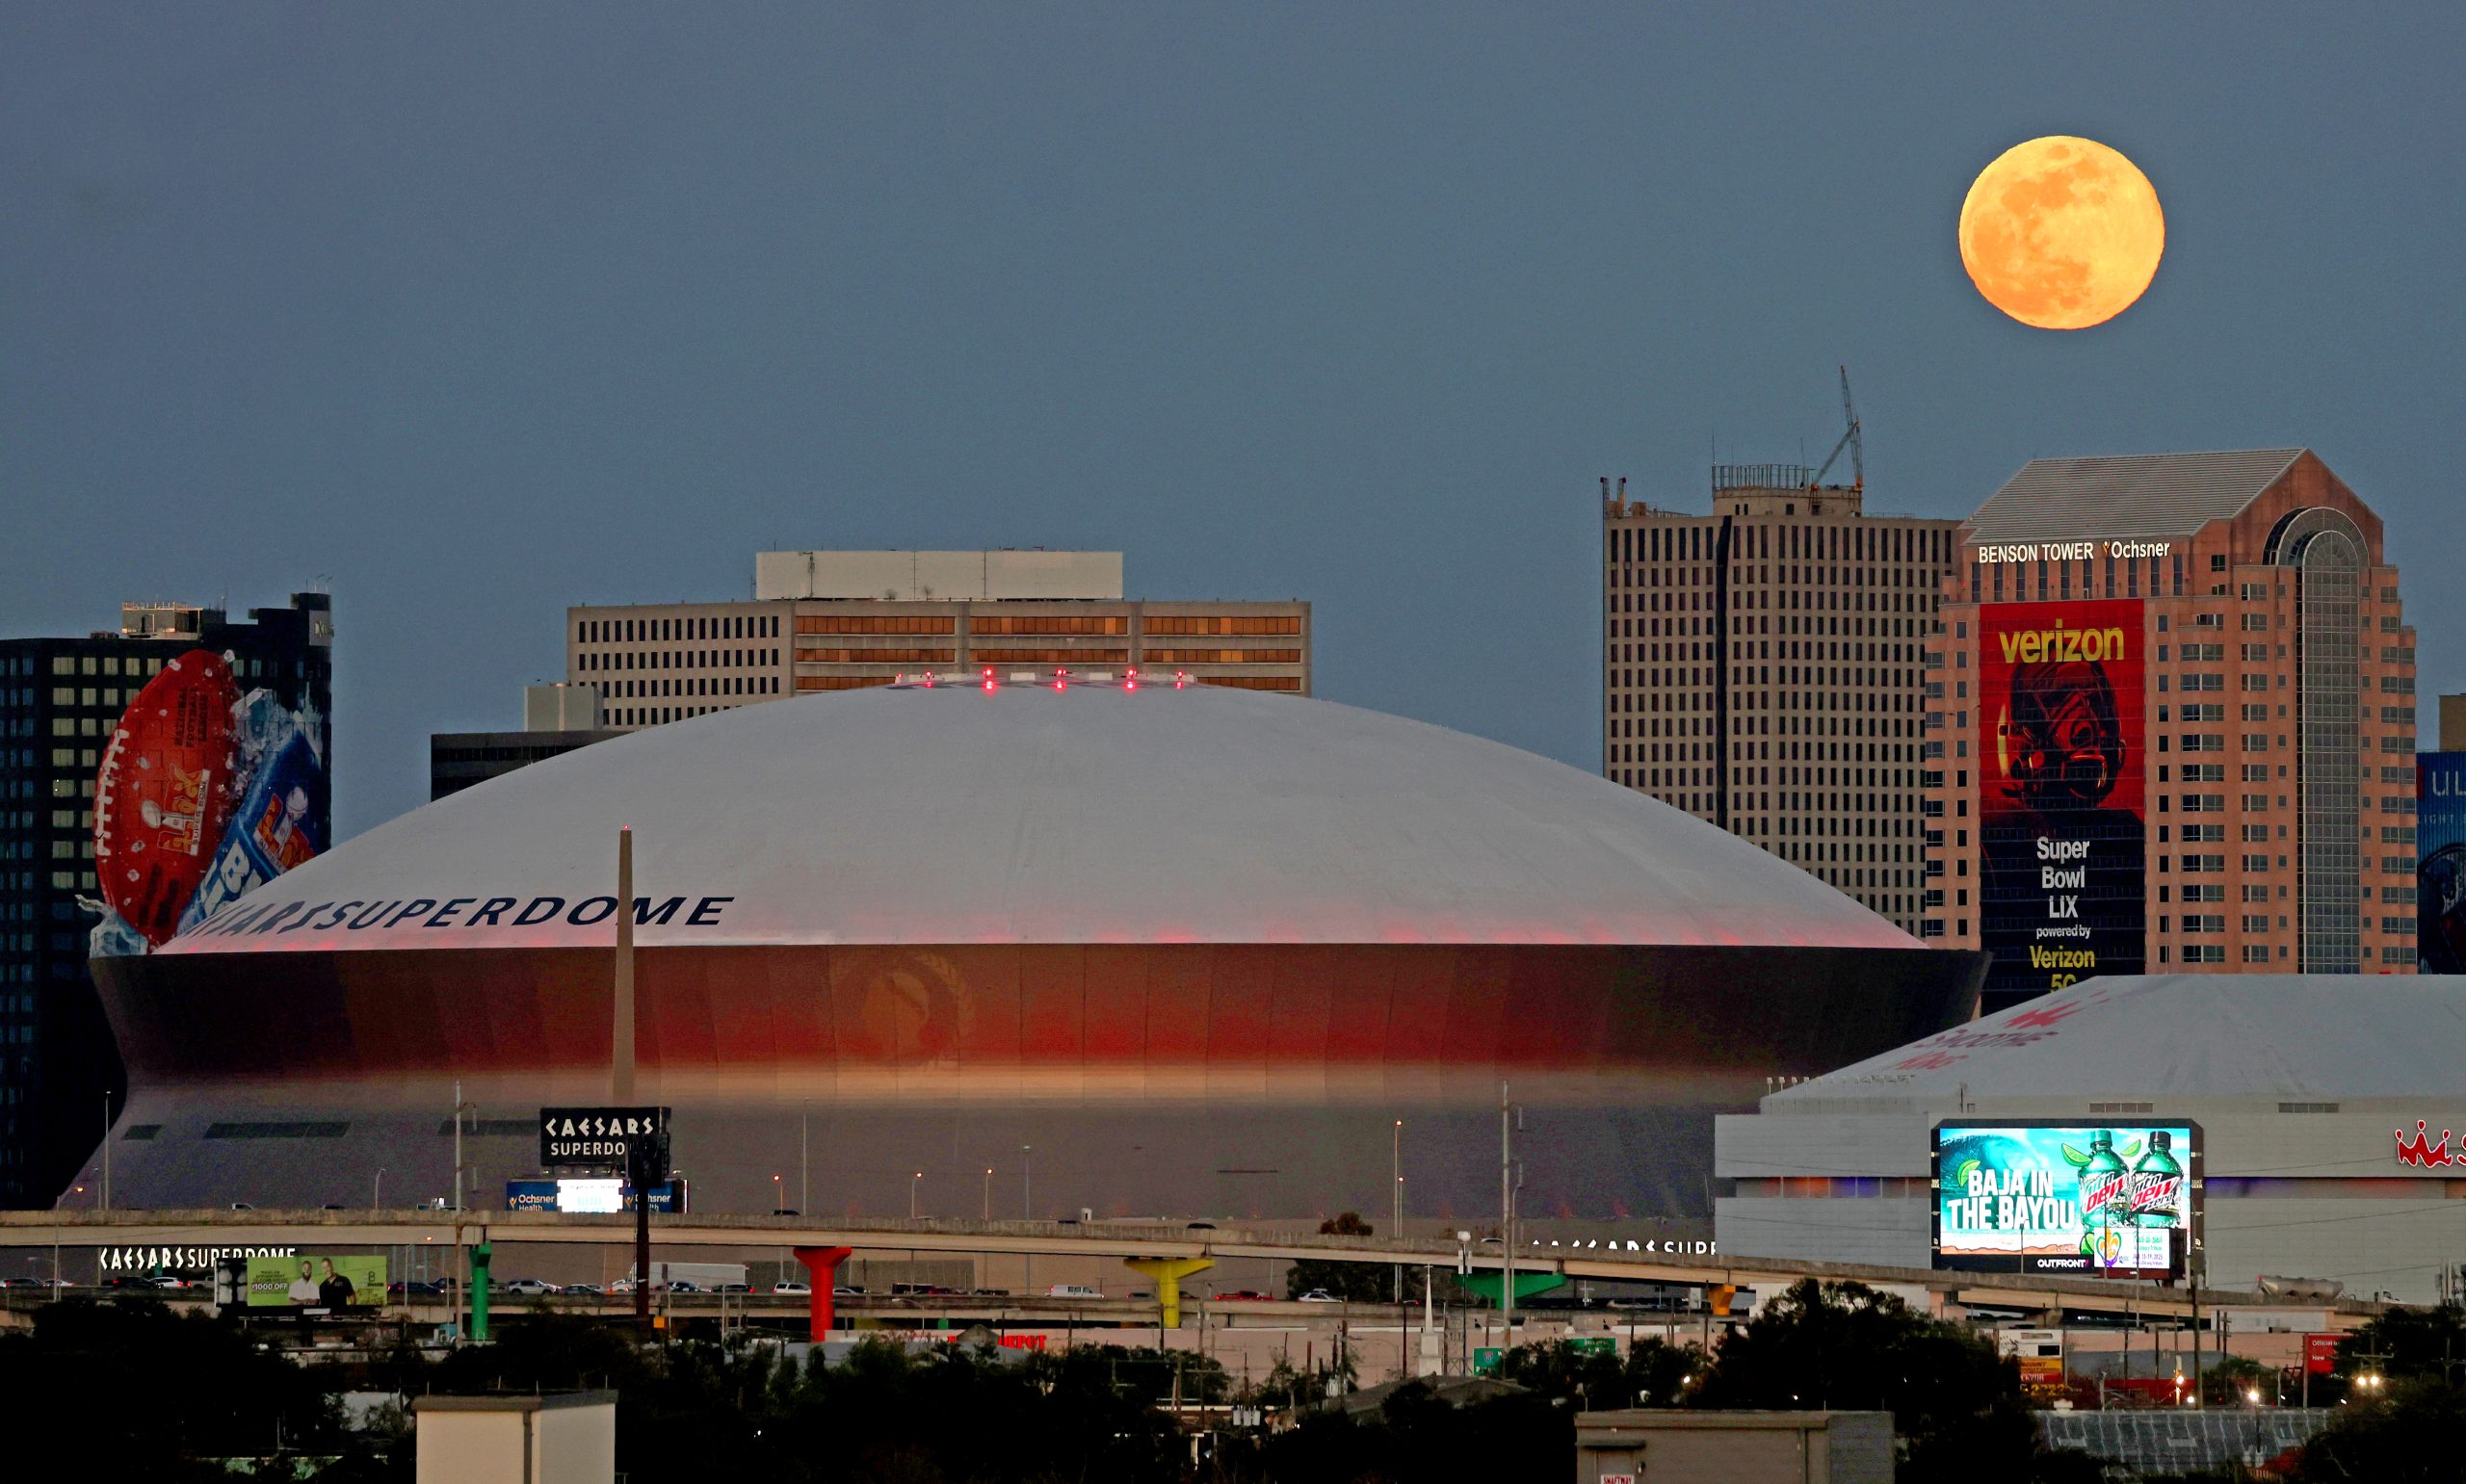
[0,1209,2375,1331]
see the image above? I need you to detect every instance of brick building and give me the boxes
[1920,450,2414,1010]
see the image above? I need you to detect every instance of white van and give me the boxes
[1045,1284,1104,1299]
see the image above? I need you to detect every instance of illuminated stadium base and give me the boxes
[89,678,1985,1219]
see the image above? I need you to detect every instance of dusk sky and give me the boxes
[4,5,2458,839]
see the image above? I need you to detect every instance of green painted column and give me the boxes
[470,1240,492,1341]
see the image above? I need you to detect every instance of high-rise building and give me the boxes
[1921,450,2414,1010]
[429,684,618,800]
[1604,470,1960,932]
[571,551,1310,730]
[0,592,331,1207]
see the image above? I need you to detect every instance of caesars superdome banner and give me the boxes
[2419,752,2466,973]
[89,649,328,954]
[1979,600,2145,997]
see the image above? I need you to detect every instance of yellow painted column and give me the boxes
[1124,1256,1214,1328]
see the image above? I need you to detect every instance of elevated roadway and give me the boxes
[0,1209,2377,1325]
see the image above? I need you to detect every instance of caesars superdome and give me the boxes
[92,679,1984,1218]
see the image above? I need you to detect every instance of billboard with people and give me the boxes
[244,1254,384,1311]
[1934,1121,2194,1281]
[1978,601,2146,999]
[91,648,328,952]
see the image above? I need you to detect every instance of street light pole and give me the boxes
[1392,1119,1403,1303]
[1022,1145,1033,1218]
[911,1172,922,1220]
[984,1167,992,1222]
[373,1167,385,1210]
[101,1092,111,1212]
[1500,1083,1517,1340]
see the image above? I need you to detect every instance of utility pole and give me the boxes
[100,1092,110,1211]
[614,826,635,1102]
[1500,1083,1517,1340]
[1392,1119,1404,1304]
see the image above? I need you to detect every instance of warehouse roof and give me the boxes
[1772,975,2466,1103]
[1963,449,2307,543]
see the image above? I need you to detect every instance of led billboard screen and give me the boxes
[1978,600,2146,999]
[1933,1120,2195,1280]
[92,649,328,952]
[2418,752,2466,973]
[244,1254,385,1311]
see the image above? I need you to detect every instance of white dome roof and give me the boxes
[1773,975,2466,1102]
[165,682,1918,955]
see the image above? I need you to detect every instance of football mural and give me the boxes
[91,648,328,954]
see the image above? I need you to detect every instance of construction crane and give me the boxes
[1808,365,1863,492]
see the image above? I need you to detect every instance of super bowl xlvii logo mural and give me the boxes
[86,649,328,954]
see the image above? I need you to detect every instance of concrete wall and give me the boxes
[756,550,1124,602]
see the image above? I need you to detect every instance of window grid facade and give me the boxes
[1921,452,2411,1008]
[570,599,1310,731]
[1603,479,1958,933]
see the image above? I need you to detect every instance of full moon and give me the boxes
[1959,136,2164,330]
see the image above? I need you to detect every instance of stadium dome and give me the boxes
[161,679,1919,955]
[95,680,1984,1218]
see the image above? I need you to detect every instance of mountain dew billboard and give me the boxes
[1932,1120,2196,1281]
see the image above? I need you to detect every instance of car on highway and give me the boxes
[102,1276,158,1290]
[564,1283,605,1295]
[772,1281,810,1295]
[1216,1289,1272,1301]
[667,1281,702,1293]
[1296,1289,1340,1303]
[830,1286,864,1297]
[387,1281,446,1298]
[0,1277,44,1289]
[501,1279,560,1296]
[146,1276,196,1289]
[717,1283,752,1293]
[1044,1284,1104,1299]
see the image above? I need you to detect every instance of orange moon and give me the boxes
[1959,136,2164,329]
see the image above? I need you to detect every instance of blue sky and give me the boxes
[3,5,2458,837]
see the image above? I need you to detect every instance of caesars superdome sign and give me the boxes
[178,893,736,940]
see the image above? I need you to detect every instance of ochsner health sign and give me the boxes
[1979,601,2146,999]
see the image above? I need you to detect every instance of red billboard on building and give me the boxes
[1978,600,2146,998]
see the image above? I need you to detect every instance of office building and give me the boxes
[569,551,1310,731]
[430,685,619,800]
[1603,469,1961,933]
[0,592,331,1207]
[1920,449,2414,1009]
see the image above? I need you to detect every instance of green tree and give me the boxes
[0,1296,344,1478]
[1688,1278,2087,1484]
[1283,1211,1394,1303]
[2289,1375,2466,1483]
[1495,1336,1699,1410]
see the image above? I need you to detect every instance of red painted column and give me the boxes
[793,1245,854,1341]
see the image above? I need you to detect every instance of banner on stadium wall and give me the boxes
[91,648,328,952]
[2418,752,2466,973]
[1978,600,2146,998]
